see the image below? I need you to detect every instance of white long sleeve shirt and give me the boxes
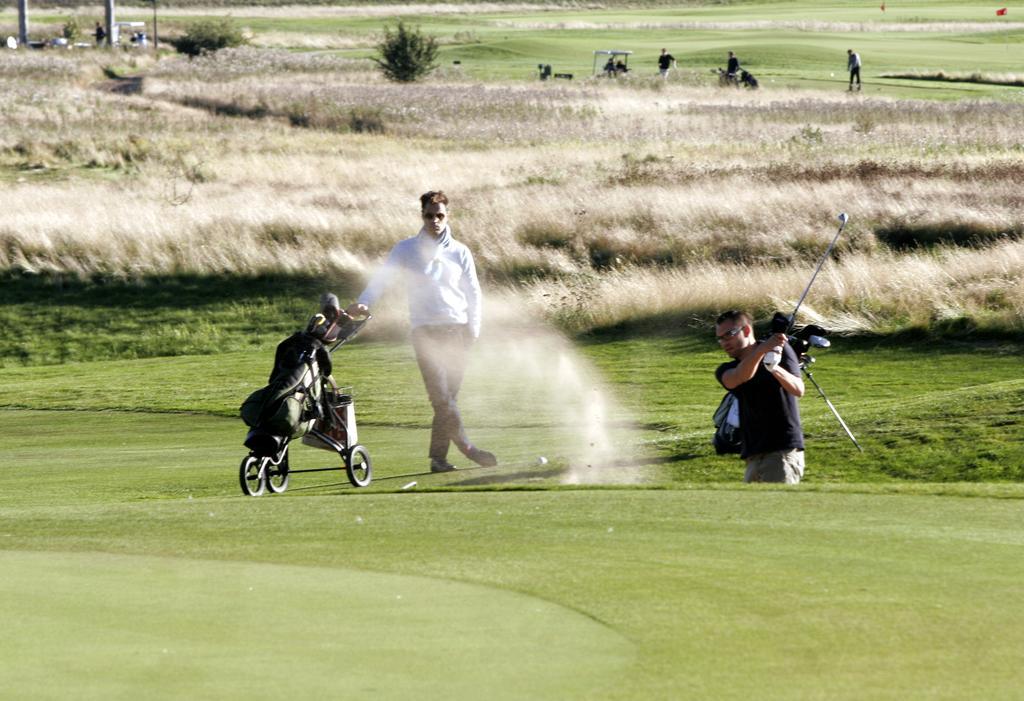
[357,226,483,338]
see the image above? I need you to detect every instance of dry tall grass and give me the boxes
[1,49,1022,333]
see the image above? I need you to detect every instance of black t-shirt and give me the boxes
[715,343,804,458]
[727,57,740,74]
[658,54,675,70]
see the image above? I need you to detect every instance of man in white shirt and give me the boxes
[346,191,497,473]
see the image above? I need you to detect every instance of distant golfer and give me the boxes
[658,48,676,79]
[847,49,862,91]
[345,191,497,474]
[726,51,740,79]
[714,310,806,484]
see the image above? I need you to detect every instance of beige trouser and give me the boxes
[744,449,805,484]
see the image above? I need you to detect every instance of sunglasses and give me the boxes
[422,211,446,221]
[716,326,744,342]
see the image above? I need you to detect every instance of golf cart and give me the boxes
[593,49,632,77]
[112,21,147,48]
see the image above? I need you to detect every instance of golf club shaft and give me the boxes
[804,367,864,452]
[786,214,848,334]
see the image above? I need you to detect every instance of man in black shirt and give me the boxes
[714,310,806,483]
[847,49,862,91]
[658,48,676,79]
[726,51,740,79]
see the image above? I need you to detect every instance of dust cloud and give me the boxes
[459,296,643,485]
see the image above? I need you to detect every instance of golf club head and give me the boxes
[770,311,791,334]
[837,212,849,225]
[809,335,831,349]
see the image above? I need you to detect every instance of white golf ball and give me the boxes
[536,456,548,465]
[830,72,835,77]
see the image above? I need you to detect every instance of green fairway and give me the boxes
[2,331,1023,696]
[2,331,1021,485]
[3,0,1024,695]
[3,454,1023,698]
[68,0,1024,97]
[17,1,1024,96]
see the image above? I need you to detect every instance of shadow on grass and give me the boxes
[0,271,369,365]
[449,467,566,487]
[576,309,1024,350]
[0,271,362,310]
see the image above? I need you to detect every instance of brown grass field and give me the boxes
[1,47,1021,334]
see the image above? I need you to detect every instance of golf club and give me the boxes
[800,355,864,452]
[772,212,849,335]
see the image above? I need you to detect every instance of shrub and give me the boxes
[347,107,386,134]
[62,17,80,42]
[173,19,248,58]
[373,22,438,83]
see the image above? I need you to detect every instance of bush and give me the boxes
[374,22,438,83]
[62,17,80,42]
[173,19,247,58]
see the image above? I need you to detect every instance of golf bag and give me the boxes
[712,392,742,455]
[240,331,332,444]
[716,67,758,89]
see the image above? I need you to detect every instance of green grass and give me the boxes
[3,2,1024,694]
[181,3,1024,98]
[19,2,1024,97]
[3,427,1023,699]
[1,322,1022,483]
[0,274,361,367]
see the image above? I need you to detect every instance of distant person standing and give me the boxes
[847,49,862,91]
[726,51,740,79]
[657,48,677,79]
[94,22,106,46]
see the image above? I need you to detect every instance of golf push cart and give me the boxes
[239,311,373,496]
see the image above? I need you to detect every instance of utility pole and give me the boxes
[17,0,28,45]
[104,0,115,46]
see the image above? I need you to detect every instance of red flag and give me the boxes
[996,7,1008,15]
[880,1,885,9]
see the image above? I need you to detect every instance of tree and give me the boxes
[173,18,247,57]
[61,17,81,42]
[374,22,439,83]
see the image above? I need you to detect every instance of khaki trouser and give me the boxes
[744,449,805,484]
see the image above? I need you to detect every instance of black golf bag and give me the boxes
[712,392,742,455]
[240,331,332,456]
[239,297,346,456]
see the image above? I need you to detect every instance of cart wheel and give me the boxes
[346,445,372,487]
[266,452,290,494]
[239,455,266,497]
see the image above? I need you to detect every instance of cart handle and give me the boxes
[329,313,372,353]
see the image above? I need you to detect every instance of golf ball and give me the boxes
[830,72,835,77]
[536,456,548,465]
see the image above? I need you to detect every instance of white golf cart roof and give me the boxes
[593,49,633,74]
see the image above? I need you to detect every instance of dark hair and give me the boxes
[716,310,752,326]
[420,190,449,212]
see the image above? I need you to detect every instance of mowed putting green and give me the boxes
[3,410,1024,698]
[2,551,631,700]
